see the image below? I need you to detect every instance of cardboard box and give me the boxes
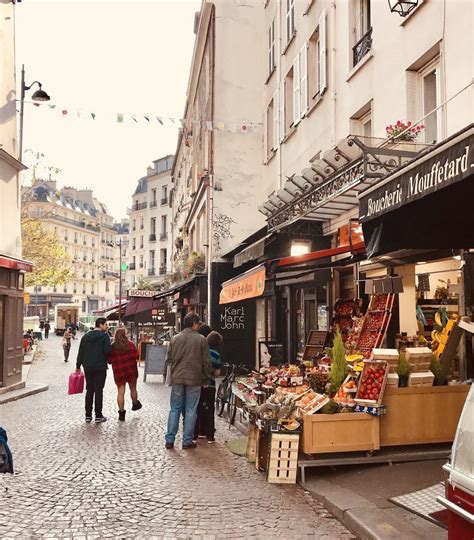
[409,360,432,373]
[372,348,399,361]
[405,347,433,362]
[408,371,435,387]
[387,373,399,387]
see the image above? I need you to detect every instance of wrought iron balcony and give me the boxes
[161,197,168,205]
[147,268,156,276]
[353,27,372,67]
[159,267,167,275]
[150,201,157,208]
[128,263,136,270]
[160,233,168,241]
[149,234,157,242]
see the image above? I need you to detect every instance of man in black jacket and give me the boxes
[75,317,112,423]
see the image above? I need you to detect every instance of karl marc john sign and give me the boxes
[360,131,474,222]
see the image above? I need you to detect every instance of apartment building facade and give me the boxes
[22,183,118,317]
[0,1,30,388]
[127,155,173,289]
[170,0,264,310]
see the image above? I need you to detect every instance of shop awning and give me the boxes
[359,124,474,257]
[0,254,33,272]
[219,264,266,305]
[233,233,275,268]
[93,302,128,316]
[258,136,426,232]
[153,273,207,300]
[275,241,366,268]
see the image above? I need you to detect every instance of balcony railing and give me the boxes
[149,234,156,242]
[133,202,148,211]
[150,201,157,208]
[161,198,168,206]
[139,263,144,269]
[47,213,100,232]
[148,268,156,276]
[159,267,167,275]
[128,263,136,270]
[160,233,168,241]
[353,27,372,67]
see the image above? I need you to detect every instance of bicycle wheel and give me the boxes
[227,392,237,427]
[216,381,227,417]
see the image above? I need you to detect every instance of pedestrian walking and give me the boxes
[164,313,213,450]
[39,320,45,337]
[194,331,222,444]
[44,321,51,339]
[62,328,73,362]
[75,317,112,423]
[107,328,142,421]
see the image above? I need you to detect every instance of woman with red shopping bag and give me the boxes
[107,328,142,421]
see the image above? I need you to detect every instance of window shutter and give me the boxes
[290,0,295,38]
[319,9,327,95]
[272,90,279,150]
[268,25,272,75]
[300,43,308,117]
[293,55,301,125]
[286,0,291,44]
[279,79,286,142]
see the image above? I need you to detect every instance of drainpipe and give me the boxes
[207,5,216,326]
[276,0,283,188]
[330,1,337,146]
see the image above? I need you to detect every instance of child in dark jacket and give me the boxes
[194,331,222,443]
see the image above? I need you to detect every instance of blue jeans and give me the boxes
[165,384,202,446]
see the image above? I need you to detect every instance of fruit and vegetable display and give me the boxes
[259,364,304,387]
[355,361,388,405]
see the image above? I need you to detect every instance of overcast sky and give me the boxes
[16,0,200,220]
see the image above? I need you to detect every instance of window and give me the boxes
[161,185,168,201]
[132,238,136,250]
[140,236,144,249]
[106,281,110,293]
[140,218,144,230]
[265,96,275,158]
[422,65,440,143]
[150,217,156,233]
[308,11,327,100]
[151,189,157,203]
[161,216,167,234]
[291,43,309,127]
[161,248,167,269]
[268,18,276,76]
[352,0,372,67]
[286,0,295,45]
[132,219,136,231]
[272,91,279,150]
[139,255,144,268]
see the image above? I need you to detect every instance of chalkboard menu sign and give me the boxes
[259,340,284,368]
[144,345,167,382]
[303,330,329,361]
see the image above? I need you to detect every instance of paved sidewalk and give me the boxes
[0,335,352,539]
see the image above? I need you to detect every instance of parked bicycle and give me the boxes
[215,363,251,426]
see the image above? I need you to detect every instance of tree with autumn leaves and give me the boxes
[22,220,73,288]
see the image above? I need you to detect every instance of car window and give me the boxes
[451,385,474,485]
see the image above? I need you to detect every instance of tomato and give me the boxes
[369,393,374,400]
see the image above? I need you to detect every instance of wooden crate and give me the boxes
[301,413,380,454]
[380,385,470,446]
[246,424,258,463]
[267,433,300,484]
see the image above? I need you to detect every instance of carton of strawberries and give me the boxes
[354,360,389,406]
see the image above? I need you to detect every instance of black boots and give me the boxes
[118,410,126,421]
[132,400,142,411]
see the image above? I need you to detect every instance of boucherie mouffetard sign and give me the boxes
[359,129,474,223]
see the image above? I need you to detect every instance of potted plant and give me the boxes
[430,356,447,386]
[328,330,348,396]
[396,351,410,387]
[386,120,425,143]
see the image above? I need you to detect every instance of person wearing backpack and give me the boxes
[0,427,13,474]
[75,317,112,423]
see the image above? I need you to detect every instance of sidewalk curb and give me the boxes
[301,478,442,539]
[0,383,49,405]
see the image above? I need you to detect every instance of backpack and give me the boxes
[0,427,13,474]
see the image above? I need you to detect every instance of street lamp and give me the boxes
[388,0,419,17]
[107,239,126,325]
[19,64,51,161]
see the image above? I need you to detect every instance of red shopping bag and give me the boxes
[68,371,84,395]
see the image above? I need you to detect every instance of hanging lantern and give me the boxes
[388,0,419,17]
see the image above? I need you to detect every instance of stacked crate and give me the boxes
[267,433,300,484]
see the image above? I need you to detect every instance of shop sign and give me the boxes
[219,264,266,305]
[359,131,474,222]
[259,340,284,368]
[24,292,30,304]
[0,255,33,272]
[128,289,156,298]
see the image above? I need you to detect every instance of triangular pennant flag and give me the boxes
[156,117,163,125]
[62,109,68,116]
[117,113,124,123]
[144,116,150,122]
[48,104,57,109]
[169,118,176,124]
[240,124,248,133]
[91,113,96,120]
[132,115,138,123]
[33,103,41,107]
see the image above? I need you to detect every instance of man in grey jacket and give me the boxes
[165,312,213,450]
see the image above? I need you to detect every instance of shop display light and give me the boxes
[388,0,419,17]
[290,240,311,257]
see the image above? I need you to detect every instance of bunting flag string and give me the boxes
[21,99,262,133]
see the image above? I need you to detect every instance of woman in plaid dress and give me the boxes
[107,328,142,421]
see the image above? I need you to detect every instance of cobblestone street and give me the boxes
[0,336,351,539]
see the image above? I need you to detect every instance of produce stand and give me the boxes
[224,294,472,485]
